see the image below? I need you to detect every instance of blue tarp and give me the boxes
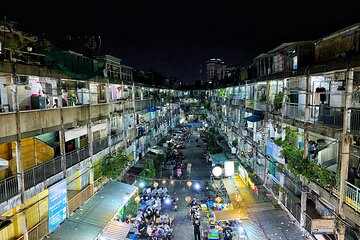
[184,122,204,127]
[147,107,161,112]
[244,114,264,122]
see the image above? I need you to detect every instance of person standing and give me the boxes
[187,161,192,177]
[193,218,201,240]
[222,222,233,240]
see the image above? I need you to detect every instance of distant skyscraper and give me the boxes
[206,58,227,83]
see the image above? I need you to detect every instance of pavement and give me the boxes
[164,130,307,240]
[165,131,212,240]
[46,129,309,240]
[216,133,307,240]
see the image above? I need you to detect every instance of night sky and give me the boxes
[1,1,359,84]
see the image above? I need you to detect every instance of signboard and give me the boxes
[224,161,235,177]
[238,165,248,184]
[48,179,67,232]
[311,219,335,234]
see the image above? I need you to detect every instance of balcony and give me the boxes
[350,108,360,133]
[93,137,109,154]
[284,103,344,129]
[111,132,124,145]
[253,101,268,112]
[90,103,110,121]
[245,99,254,109]
[66,146,90,168]
[345,181,360,212]
[284,103,305,121]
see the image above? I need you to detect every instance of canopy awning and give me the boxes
[243,114,264,122]
[96,220,132,240]
[48,181,137,240]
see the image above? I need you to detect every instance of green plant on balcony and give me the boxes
[200,113,208,120]
[150,90,160,100]
[258,94,267,103]
[101,152,128,180]
[273,91,284,111]
[274,128,334,188]
[219,89,225,97]
[204,102,212,111]
[246,99,254,108]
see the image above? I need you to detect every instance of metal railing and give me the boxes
[0,174,19,202]
[66,149,80,168]
[284,103,305,121]
[350,108,360,133]
[78,146,90,161]
[308,105,343,128]
[24,156,62,190]
[111,132,124,145]
[345,181,360,212]
[93,138,109,154]
[284,192,302,222]
[284,103,344,128]
[254,101,267,111]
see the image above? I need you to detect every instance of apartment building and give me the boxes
[0,26,181,239]
[205,23,360,240]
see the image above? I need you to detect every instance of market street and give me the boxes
[166,131,306,240]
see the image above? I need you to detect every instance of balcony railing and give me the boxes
[350,108,360,133]
[93,138,109,154]
[309,105,343,128]
[284,103,344,128]
[254,101,267,111]
[345,181,360,212]
[111,132,124,145]
[66,146,90,168]
[24,156,63,190]
[284,103,305,121]
[0,174,19,202]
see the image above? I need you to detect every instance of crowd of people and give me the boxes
[129,182,176,239]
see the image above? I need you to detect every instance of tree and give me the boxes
[101,152,128,180]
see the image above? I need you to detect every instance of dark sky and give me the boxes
[1,1,360,84]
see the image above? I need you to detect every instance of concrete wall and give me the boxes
[0,112,17,141]
[91,103,109,121]
[19,109,61,134]
[62,105,89,126]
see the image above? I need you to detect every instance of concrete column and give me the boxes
[263,115,271,185]
[338,68,353,240]
[57,78,67,179]
[276,78,288,204]
[11,74,28,240]
[56,77,69,221]
[87,81,94,195]
[122,81,126,151]
[300,70,311,229]
[106,78,112,156]
[337,220,346,240]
